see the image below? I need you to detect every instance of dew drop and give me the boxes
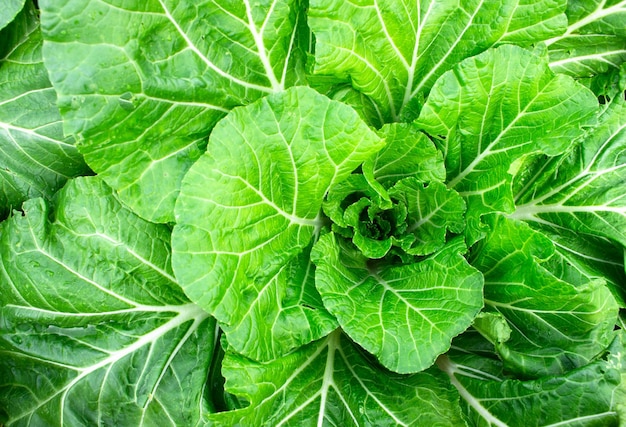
[11,335,23,345]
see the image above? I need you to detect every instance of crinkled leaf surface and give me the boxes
[308,0,566,121]
[39,0,307,222]
[172,87,384,362]
[496,0,567,45]
[513,96,626,247]
[0,3,88,220]
[546,0,626,77]
[389,178,466,256]
[209,330,468,426]
[363,123,446,189]
[0,0,26,31]
[416,44,598,244]
[472,215,619,377]
[439,333,626,427]
[0,177,216,426]
[312,233,483,374]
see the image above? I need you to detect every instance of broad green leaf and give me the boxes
[512,96,626,248]
[542,227,626,308]
[209,330,468,426]
[0,0,26,31]
[389,178,466,256]
[496,0,567,45]
[416,44,598,244]
[0,3,88,220]
[172,87,383,362]
[472,215,619,377]
[362,122,446,189]
[308,0,567,122]
[39,0,307,223]
[546,0,626,77]
[311,233,483,374]
[0,177,217,426]
[439,333,626,427]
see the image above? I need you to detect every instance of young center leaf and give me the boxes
[311,234,483,374]
[0,177,217,426]
[39,0,307,223]
[308,0,567,122]
[0,2,88,220]
[209,330,468,426]
[172,86,384,362]
[416,44,598,244]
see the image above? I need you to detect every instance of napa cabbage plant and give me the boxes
[1,0,626,426]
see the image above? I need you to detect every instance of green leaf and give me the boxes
[0,3,88,220]
[472,215,619,377]
[546,0,626,77]
[0,0,26,31]
[389,178,466,256]
[512,96,626,248]
[308,0,567,122]
[172,86,384,362]
[362,122,446,188]
[39,0,307,222]
[496,0,567,45]
[416,44,598,244]
[0,177,216,426]
[439,333,626,427]
[209,330,468,426]
[312,233,483,374]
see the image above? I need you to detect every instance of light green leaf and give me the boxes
[39,0,307,222]
[209,330,468,426]
[363,122,446,189]
[472,215,619,377]
[0,0,26,31]
[312,233,483,374]
[0,177,216,426]
[497,0,567,45]
[0,3,88,220]
[416,44,598,244]
[512,96,626,248]
[308,0,566,122]
[389,178,466,256]
[439,333,626,427]
[172,87,383,362]
[546,0,626,77]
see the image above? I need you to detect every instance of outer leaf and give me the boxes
[0,0,26,31]
[541,227,626,308]
[546,0,626,77]
[39,0,307,222]
[416,44,598,244]
[0,177,216,426]
[497,0,567,44]
[513,96,626,248]
[312,233,483,374]
[0,3,88,220]
[439,333,626,427]
[209,330,468,426]
[472,215,619,377]
[172,87,383,361]
[308,0,567,121]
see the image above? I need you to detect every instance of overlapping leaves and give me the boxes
[38,0,308,223]
[0,3,88,220]
[1,0,626,426]
[0,177,216,426]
